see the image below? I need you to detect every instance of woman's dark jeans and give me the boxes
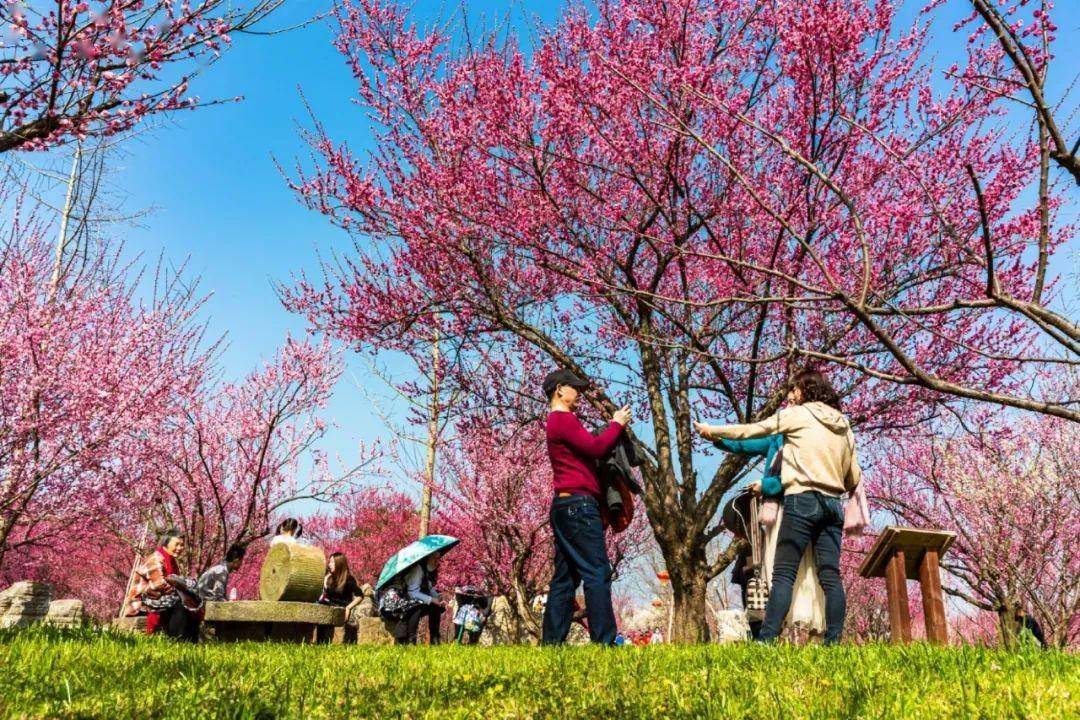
[758,491,846,645]
[394,603,444,645]
[162,605,200,642]
[541,495,617,645]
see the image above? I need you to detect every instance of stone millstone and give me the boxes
[259,543,326,602]
[353,616,394,645]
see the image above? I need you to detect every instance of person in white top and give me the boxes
[269,518,304,546]
[696,369,862,645]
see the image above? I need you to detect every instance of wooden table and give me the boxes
[858,526,955,644]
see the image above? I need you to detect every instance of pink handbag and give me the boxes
[760,498,781,530]
[843,482,871,535]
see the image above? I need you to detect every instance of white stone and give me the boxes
[713,609,751,643]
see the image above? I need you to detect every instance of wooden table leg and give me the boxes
[919,549,948,644]
[885,550,912,643]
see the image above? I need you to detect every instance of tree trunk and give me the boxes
[997,601,1020,648]
[509,580,540,642]
[51,142,83,294]
[667,552,712,644]
[0,517,11,571]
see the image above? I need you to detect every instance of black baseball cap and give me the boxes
[542,369,589,399]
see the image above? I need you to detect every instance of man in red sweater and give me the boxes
[540,368,631,645]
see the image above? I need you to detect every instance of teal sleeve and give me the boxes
[714,437,771,457]
[760,475,784,497]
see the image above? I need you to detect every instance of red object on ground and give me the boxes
[145,611,164,635]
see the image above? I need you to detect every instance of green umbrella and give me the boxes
[376,534,460,590]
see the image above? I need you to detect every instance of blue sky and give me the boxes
[111,1,566,485]
[98,0,1078,496]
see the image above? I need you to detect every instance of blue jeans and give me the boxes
[541,495,617,645]
[758,491,846,645]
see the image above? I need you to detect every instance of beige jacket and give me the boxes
[708,402,862,497]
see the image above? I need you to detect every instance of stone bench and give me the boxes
[112,602,344,642]
[203,600,344,642]
[109,592,396,644]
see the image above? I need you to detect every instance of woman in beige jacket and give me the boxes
[695,369,862,645]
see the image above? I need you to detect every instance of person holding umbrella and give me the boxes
[540,368,631,646]
[398,551,446,644]
[375,534,459,645]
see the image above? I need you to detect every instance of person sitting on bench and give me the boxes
[196,545,246,602]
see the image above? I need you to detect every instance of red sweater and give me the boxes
[546,410,624,498]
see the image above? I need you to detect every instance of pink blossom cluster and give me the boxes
[0,194,349,615]
[0,1,280,152]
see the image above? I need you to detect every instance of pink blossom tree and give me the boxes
[0,201,206,573]
[0,513,133,618]
[123,338,371,576]
[962,0,1080,184]
[0,1,287,153]
[434,420,556,640]
[282,0,1069,640]
[870,407,1080,649]
[625,0,1078,419]
[300,484,420,589]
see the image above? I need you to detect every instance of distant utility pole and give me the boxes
[418,330,439,538]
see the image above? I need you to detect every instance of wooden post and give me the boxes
[418,330,440,539]
[117,520,151,619]
[884,550,912,644]
[918,549,948,644]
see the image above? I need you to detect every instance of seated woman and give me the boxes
[270,518,304,546]
[393,551,446,645]
[123,528,201,642]
[317,552,364,643]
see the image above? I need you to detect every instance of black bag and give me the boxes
[376,585,419,620]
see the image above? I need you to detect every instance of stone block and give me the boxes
[111,616,148,634]
[354,615,394,645]
[355,584,377,617]
[44,599,86,627]
[0,581,53,628]
[714,609,751,643]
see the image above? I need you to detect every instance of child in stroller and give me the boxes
[453,586,491,644]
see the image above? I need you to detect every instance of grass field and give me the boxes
[1,627,1077,719]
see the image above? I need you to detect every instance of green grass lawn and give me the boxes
[1,627,1076,719]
